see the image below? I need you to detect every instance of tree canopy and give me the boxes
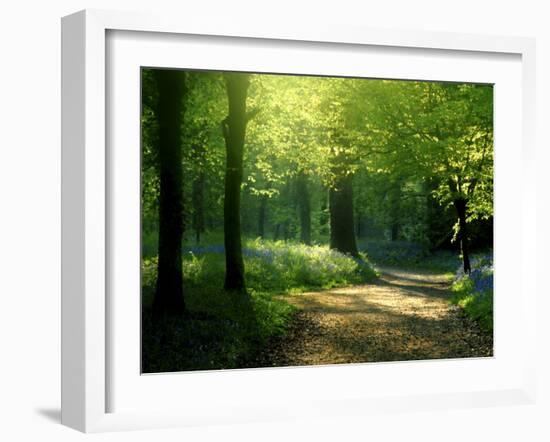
[142,68,493,308]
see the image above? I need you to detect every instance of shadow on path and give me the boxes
[266,266,492,366]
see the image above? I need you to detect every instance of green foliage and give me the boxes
[451,279,493,333]
[142,68,493,254]
[142,289,295,372]
[451,262,493,333]
[141,240,377,371]
[142,240,377,307]
[360,240,460,273]
[242,238,377,291]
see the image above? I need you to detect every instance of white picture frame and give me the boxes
[61,9,537,433]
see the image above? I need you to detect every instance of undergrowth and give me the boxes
[142,239,377,372]
[359,240,460,274]
[451,254,493,333]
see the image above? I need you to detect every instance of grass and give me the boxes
[358,239,493,334]
[142,289,294,372]
[450,254,493,333]
[142,239,377,372]
[241,238,378,291]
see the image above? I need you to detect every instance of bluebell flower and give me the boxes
[454,253,493,295]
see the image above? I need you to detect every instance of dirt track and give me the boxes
[265,267,493,366]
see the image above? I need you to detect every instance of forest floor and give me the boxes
[261,267,493,366]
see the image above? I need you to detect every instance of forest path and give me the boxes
[267,267,492,366]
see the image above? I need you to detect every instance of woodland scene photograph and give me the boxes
[141,68,494,374]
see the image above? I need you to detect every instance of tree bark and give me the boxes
[221,73,251,292]
[295,172,311,245]
[453,197,471,274]
[425,178,441,248]
[273,223,281,241]
[319,187,330,236]
[153,69,186,316]
[390,223,400,242]
[258,195,267,238]
[329,174,359,257]
[192,171,205,244]
[388,184,401,241]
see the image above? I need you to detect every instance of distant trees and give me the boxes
[407,83,493,273]
[295,172,312,245]
[352,80,493,272]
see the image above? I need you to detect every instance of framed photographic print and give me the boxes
[61,9,537,432]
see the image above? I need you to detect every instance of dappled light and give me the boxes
[141,68,493,373]
[268,268,492,366]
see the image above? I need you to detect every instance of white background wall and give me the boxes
[0,1,548,441]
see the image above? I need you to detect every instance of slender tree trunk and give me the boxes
[453,198,471,274]
[319,187,329,236]
[425,178,441,248]
[258,195,267,238]
[390,223,399,242]
[274,224,281,241]
[221,73,250,292]
[389,185,401,241]
[153,69,186,316]
[329,174,359,257]
[192,171,205,244]
[295,172,311,245]
[283,221,291,241]
[192,140,206,244]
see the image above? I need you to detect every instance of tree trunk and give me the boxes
[283,221,291,241]
[453,198,471,274]
[221,73,250,292]
[192,171,205,244]
[390,223,399,241]
[426,178,441,248]
[389,185,401,241]
[258,195,267,238]
[319,187,329,236]
[329,174,359,257]
[295,172,311,245]
[426,178,453,251]
[153,69,186,316]
[274,223,281,241]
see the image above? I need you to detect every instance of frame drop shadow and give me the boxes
[34,407,61,423]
